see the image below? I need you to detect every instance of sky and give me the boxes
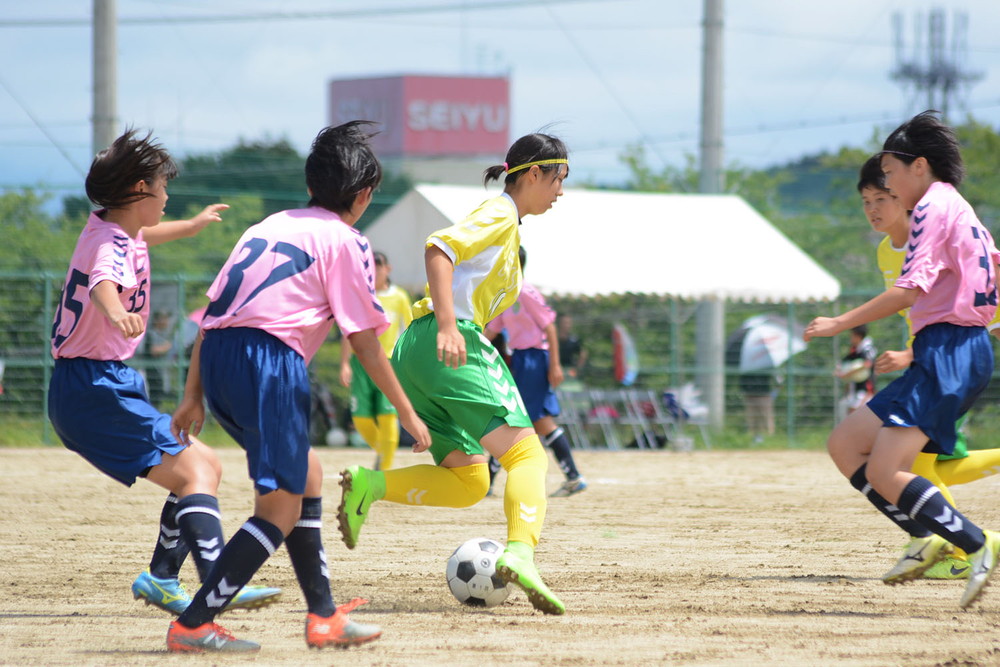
[2,0,1000,206]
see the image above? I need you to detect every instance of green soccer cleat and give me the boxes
[923,556,971,580]
[337,466,381,550]
[495,542,565,615]
[883,534,952,585]
[961,530,1000,608]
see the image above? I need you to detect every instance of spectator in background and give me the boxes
[835,325,877,421]
[739,371,774,445]
[145,310,174,407]
[557,314,587,387]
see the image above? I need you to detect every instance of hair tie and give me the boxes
[505,158,568,175]
[502,162,509,172]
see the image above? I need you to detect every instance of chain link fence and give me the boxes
[5,271,1000,449]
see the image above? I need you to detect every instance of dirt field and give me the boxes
[3,446,1000,666]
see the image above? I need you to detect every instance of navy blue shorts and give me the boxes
[201,328,310,494]
[48,358,184,486]
[510,348,561,422]
[867,323,993,456]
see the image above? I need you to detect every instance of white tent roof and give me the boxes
[364,184,841,302]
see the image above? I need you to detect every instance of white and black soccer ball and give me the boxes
[445,537,510,608]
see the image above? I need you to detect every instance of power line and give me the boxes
[0,0,606,28]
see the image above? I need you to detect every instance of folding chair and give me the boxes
[620,389,662,449]
[586,388,624,450]
[554,389,592,450]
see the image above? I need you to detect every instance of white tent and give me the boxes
[364,184,840,302]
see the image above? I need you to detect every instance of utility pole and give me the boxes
[92,0,117,156]
[696,0,725,432]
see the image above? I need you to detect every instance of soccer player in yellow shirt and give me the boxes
[337,133,569,614]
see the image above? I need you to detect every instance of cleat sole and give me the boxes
[497,564,565,615]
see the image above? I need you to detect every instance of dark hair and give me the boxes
[882,110,964,187]
[306,121,383,214]
[483,132,569,187]
[857,154,887,192]
[85,128,178,209]
[373,251,388,265]
[851,324,868,338]
[518,245,527,271]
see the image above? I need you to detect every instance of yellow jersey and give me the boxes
[877,235,1000,345]
[412,194,522,329]
[376,283,413,357]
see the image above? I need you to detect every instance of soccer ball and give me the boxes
[445,538,510,608]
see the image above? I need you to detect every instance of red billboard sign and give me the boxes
[328,75,509,157]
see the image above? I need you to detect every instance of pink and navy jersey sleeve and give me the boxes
[895,182,1000,333]
[50,212,150,361]
[201,207,388,363]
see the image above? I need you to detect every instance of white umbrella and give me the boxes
[726,315,806,372]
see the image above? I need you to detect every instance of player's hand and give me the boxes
[189,203,229,232]
[339,363,352,387]
[549,363,564,388]
[875,348,913,374]
[171,396,205,446]
[803,316,841,342]
[437,326,466,368]
[109,311,145,338]
[400,411,432,453]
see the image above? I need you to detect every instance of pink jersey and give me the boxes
[51,211,151,361]
[201,207,388,363]
[894,181,1000,334]
[488,282,555,350]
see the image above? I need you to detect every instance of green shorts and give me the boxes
[937,413,970,461]
[391,314,532,465]
[349,355,396,419]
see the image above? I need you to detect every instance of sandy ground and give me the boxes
[3,446,1000,666]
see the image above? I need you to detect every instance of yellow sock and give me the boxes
[353,416,379,453]
[911,452,967,559]
[499,435,548,548]
[383,463,488,508]
[936,450,1000,486]
[375,413,400,470]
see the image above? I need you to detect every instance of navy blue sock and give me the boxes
[896,476,986,554]
[148,494,190,579]
[543,427,580,480]
[177,516,284,628]
[285,497,335,617]
[849,465,931,538]
[175,494,225,582]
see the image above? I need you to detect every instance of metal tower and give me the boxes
[891,8,982,120]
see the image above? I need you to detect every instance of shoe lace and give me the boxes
[210,623,236,641]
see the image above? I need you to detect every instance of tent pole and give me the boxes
[695,299,725,432]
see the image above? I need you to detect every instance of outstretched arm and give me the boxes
[143,204,229,246]
[805,286,918,341]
